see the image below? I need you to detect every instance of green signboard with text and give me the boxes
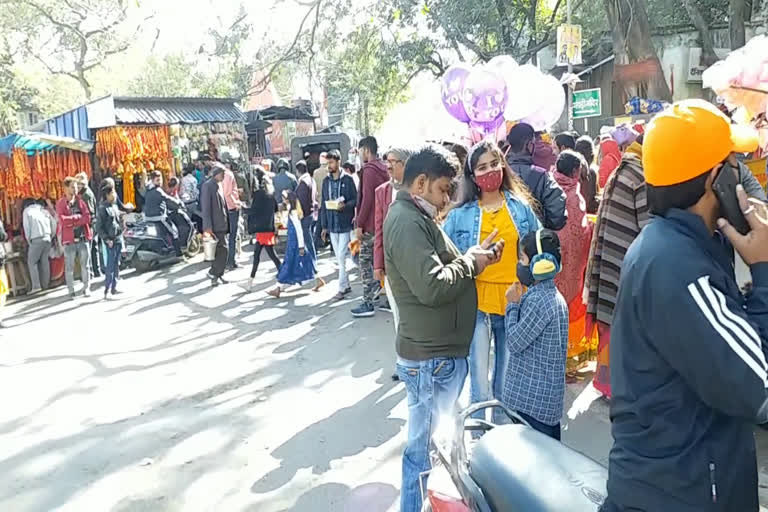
[572,88,601,119]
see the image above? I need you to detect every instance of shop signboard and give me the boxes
[556,24,583,66]
[572,88,601,119]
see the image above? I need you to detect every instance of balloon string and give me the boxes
[729,86,768,95]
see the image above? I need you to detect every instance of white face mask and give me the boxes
[412,194,438,219]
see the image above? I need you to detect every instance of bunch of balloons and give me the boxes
[703,35,768,120]
[440,55,566,141]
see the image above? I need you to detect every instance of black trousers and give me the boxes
[157,222,183,257]
[210,231,229,278]
[90,235,104,276]
[250,242,281,278]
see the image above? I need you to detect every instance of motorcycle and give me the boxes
[122,208,201,273]
[423,400,607,512]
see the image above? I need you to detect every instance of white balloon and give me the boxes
[505,64,545,121]
[520,75,567,131]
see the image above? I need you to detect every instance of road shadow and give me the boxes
[268,482,398,512]
[251,382,405,495]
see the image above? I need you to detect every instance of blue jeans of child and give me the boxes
[104,241,122,293]
[469,310,508,423]
[396,356,468,512]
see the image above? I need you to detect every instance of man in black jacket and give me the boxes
[603,99,768,512]
[96,183,124,299]
[201,165,229,286]
[144,171,185,257]
[506,123,567,230]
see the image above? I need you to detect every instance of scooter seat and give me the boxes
[469,424,607,512]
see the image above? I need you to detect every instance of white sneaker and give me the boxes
[248,278,255,291]
[83,288,92,298]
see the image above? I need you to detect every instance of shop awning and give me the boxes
[0,131,94,154]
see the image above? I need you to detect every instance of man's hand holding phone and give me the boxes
[468,228,505,274]
[718,184,768,265]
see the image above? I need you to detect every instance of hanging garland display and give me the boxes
[95,125,172,205]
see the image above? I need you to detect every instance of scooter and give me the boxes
[122,208,201,273]
[423,401,607,512]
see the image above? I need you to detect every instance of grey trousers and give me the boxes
[27,239,51,290]
[64,241,91,295]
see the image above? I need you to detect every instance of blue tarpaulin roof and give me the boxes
[0,131,94,155]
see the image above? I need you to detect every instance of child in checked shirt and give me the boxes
[503,229,569,440]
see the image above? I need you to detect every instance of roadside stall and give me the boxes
[0,131,93,296]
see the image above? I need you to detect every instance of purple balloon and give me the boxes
[462,68,508,124]
[470,116,504,138]
[441,64,472,123]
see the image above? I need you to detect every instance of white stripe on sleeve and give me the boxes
[697,276,766,369]
[688,279,768,385]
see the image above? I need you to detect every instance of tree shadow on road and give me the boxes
[251,382,405,495]
[267,482,398,512]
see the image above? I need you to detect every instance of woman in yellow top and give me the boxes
[443,141,541,422]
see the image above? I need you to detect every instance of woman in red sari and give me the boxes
[553,151,594,359]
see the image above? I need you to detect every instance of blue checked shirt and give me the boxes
[502,279,569,426]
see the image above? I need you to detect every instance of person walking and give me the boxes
[22,199,56,293]
[506,123,567,230]
[220,158,243,270]
[76,172,101,277]
[266,191,324,297]
[353,136,390,318]
[443,141,541,423]
[200,165,229,287]
[385,144,504,512]
[247,167,282,290]
[601,99,768,512]
[295,160,318,267]
[553,150,594,359]
[96,183,124,299]
[56,177,93,299]
[313,153,330,248]
[320,150,357,301]
[585,136,649,399]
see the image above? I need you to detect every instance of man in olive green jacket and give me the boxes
[384,144,504,512]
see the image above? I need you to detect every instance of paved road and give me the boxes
[1,248,767,511]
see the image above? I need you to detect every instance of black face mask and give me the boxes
[516,262,535,287]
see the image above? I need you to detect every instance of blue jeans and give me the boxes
[104,241,122,293]
[227,209,239,267]
[396,356,468,512]
[469,311,508,423]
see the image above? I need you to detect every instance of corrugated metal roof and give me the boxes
[113,97,245,124]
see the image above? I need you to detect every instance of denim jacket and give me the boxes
[443,190,541,253]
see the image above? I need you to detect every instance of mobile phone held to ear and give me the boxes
[713,164,750,235]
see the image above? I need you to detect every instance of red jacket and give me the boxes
[373,181,394,272]
[56,196,92,245]
[356,159,390,234]
[598,138,622,189]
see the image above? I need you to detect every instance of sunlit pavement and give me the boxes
[1,248,768,511]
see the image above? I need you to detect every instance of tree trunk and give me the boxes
[527,0,538,65]
[603,0,672,102]
[730,0,747,49]
[683,0,719,66]
[363,98,370,135]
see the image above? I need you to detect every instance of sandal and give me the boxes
[312,278,326,292]
[267,288,281,298]
[332,291,346,301]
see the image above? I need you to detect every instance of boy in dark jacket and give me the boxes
[506,123,567,231]
[320,150,358,301]
[97,183,124,298]
[603,99,768,512]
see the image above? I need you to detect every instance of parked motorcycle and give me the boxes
[122,208,201,273]
[423,401,607,512]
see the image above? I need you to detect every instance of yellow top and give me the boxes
[476,204,520,316]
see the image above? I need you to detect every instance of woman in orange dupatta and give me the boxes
[553,151,594,359]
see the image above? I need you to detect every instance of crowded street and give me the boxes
[4,248,768,511]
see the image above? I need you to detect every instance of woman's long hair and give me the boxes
[455,141,538,212]
[253,166,274,196]
[284,190,303,219]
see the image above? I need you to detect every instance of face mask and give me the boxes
[412,194,438,219]
[475,169,503,193]
[516,262,535,287]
